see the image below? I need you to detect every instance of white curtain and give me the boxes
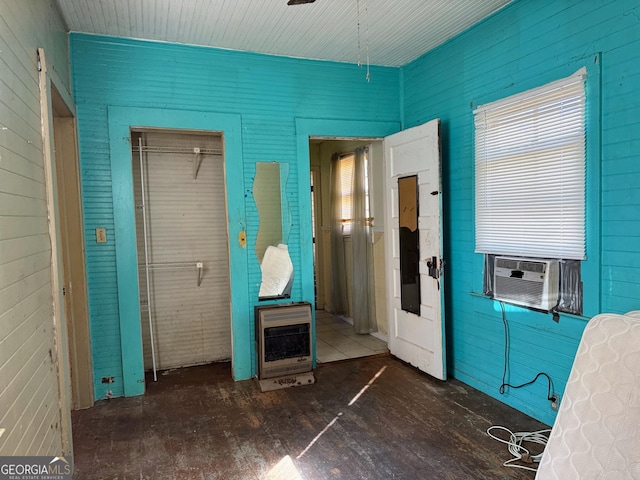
[351,147,377,334]
[329,153,349,315]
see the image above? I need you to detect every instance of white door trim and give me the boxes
[38,47,74,455]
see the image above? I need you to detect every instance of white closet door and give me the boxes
[133,131,231,370]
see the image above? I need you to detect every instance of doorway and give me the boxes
[308,138,388,363]
[51,86,93,410]
[131,130,232,376]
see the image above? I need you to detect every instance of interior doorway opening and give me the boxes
[308,138,388,363]
[131,129,232,380]
[51,85,93,410]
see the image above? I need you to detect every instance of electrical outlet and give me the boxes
[550,393,560,410]
[96,227,107,243]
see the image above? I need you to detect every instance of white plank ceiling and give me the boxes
[54,0,511,67]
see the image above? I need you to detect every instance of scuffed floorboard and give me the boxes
[72,356,547,479]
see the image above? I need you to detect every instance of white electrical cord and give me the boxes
[487,425,551,472]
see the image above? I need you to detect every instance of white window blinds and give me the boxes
[474,69,586,260]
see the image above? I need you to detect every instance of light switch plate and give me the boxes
[96,228,107,243]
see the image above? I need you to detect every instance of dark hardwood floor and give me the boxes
[71,356,548,479]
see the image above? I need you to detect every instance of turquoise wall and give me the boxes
[72,1,640,425]
[402,0,640,425]
[70,34,401,398]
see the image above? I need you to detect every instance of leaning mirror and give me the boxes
[254,162,293,300]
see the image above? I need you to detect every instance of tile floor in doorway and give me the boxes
[315,309,388,363]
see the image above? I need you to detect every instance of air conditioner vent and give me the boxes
[496,258,519,269]
[493,256,559,311]
[519,261,545,274]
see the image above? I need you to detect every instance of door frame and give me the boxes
[52,98,93,410]
[108,107,248,390]
[38,48,77,453]
[309,164,323,308]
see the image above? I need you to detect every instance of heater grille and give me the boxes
[264,324,311,362]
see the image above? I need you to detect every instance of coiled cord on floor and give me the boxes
[487,425,551,472]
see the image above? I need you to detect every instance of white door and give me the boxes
[383,119,446,380]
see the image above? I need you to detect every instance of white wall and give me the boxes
[0,0,73,455]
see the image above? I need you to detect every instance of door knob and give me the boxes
[426,256,439,279]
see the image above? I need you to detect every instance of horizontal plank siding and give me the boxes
[70,34,401,393]
[402,0,640,425]
[0,0,72,455]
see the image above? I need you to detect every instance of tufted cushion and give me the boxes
[536,313,640,479]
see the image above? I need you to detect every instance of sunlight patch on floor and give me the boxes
[296,365,388,460]
[349,365,387,406]
[264,455,304,480]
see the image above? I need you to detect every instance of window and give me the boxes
[474,69,586,260]
[337,151,370,235]
[474,69,586,314]
[338,153,354,233]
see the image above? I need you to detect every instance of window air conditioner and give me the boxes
[493,256,559,311]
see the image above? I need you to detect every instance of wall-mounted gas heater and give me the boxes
[493,256,559,311]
